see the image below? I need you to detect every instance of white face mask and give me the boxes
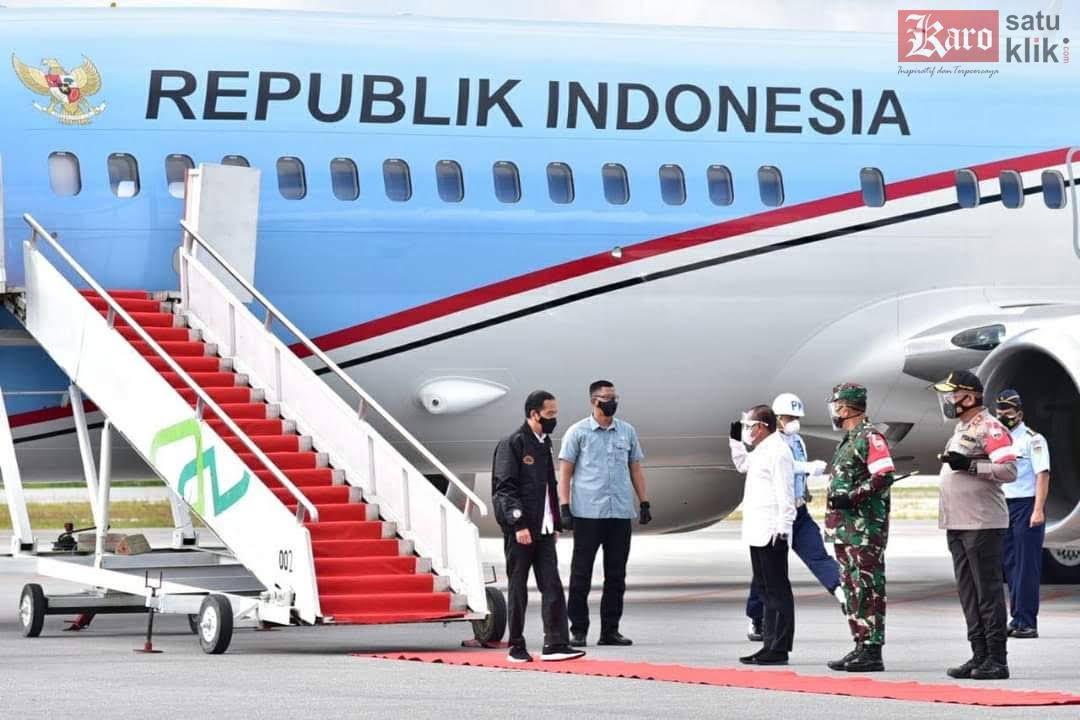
[741,421,761,448]
[782,419,801,435]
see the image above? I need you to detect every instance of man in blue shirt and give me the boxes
[735,393,843,641]
[558,380,649,647]
[995,389,1051,639]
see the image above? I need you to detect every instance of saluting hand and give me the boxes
[515,528,532,545]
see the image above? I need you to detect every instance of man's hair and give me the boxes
[525,390,555,418]
[748,405,777,432]
[589,379,614,397]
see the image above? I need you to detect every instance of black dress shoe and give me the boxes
[570,633,587,647]
[598,632,633,646]
[739,650,763,665]
[752,650,789,665]
[1011,626,1038,639]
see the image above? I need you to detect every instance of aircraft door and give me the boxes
[1068,147,1080,261]
[0,154,6,293]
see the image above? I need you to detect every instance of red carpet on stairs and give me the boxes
[81,288,462,626]
[358,651,1080,707]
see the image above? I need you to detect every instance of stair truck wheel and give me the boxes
[471,586,507,645]
[196,595,233,654]
[187,614,200,635]
[19,583,47,638]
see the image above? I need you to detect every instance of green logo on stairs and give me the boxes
[150,419,250,516]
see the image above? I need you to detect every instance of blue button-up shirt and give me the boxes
[785,432,808,501]
[559,416,645,519]
[1004,422,1050,499]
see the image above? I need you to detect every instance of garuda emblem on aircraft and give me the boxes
[11,54,106,125]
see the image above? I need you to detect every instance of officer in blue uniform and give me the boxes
[995,389,1051,639]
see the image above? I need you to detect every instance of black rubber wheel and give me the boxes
[19,584,47,638]
[187,614,200,635]
[470,586,507,644]
[1041,548,1080,584]
[196,595,233,654]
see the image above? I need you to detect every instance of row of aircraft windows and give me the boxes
[45,151,1070,211]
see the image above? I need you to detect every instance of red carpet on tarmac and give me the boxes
[357,651,1080,707]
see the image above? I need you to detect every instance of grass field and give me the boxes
[0,487,942,530]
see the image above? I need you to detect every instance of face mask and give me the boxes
[539,416,558,434]
[998,413,1020,430]
[597,399,618,417]
[742,421,761,448]
[781,419,801,436]
[938,392,968,421]
[828,402,844,431]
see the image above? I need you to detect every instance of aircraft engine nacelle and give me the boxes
[980,320,1080,581]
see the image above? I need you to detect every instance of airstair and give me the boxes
[1,208,503,653]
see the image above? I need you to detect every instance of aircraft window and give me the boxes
[659,164,686,206]
[383,159,412,202]
[757,165,784,207]
[107,153,140,199]
[602,163,630,205]
[1042,170,1067,209]
[330,158,359,201]
[547,162,574,204]
[436,160,464,203]
[48,151,81,197]
[955,169,980,209]
[860,167,886,208]
[707,165,734,206]
[165,154,194,199]
[493,161,521,204]
[221,155,250,167]
[276,156,307,200]
[999,171,1024,209]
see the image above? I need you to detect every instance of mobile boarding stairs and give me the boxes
[0,213,504,653]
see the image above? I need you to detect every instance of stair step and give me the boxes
[213,402,276,420]
[305,521,393,541]
[327,611,465,625]
[118,325,194,342]
[163,371,243,388]
[311,539,403,558]
[145,355,225,373]
[314,556,419,576]
[207,418,290,436]
[272,485,349,503]
[99,309,177,328]
[80,289,149,299]
[131,340,210,357]
[291,503,376,523]
[86,296,163,313]
[239,451,323,470]
[317,574,434,595]
[224,434,307,454]
[319,592,452,616]
[178,387,254,404]
[258,467,337,487]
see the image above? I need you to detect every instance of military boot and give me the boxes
[844,643,884,672]
[827,642,861,671]
[946,639,987,679]
[970,642,1009,680]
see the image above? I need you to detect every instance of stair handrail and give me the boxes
[178,219,488,518]
[23,213,320,523]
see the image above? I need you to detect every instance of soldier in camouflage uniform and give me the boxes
[824,383,897,673]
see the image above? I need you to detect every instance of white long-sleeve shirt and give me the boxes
[730,431,796,547]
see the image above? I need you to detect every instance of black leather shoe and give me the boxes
[598,632,633,646]
[1011,626,1038,639]
[753,650,789,665]
[827,643,861,671]
[570,633,587,647]
[970,657,1010,680]
[844,644,884,672]
[946,656,985,679]
[739,650,763,665]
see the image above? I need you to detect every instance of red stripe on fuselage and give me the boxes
[299,147,1069,357]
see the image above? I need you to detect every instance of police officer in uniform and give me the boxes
[824,383,897,673]
[492,390,585,663]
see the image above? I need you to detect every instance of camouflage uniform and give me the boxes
[825,386,896,647]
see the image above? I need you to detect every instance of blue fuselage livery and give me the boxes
[2,6,1079,535]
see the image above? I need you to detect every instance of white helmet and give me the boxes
[772,392,805,418]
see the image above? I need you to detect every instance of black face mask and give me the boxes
[998,413,1021,430]
[597,399,618,417]
[538,416,557,434]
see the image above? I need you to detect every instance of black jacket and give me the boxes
[492,422,561,535]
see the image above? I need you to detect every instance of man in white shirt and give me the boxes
[729,404,797,665]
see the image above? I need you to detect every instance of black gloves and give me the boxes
[941,451,973,472]
[639,501,652,525]
[560,503,574,531]
[729,421,742,442]
[828,494,854,511]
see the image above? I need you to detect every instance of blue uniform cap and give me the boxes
[996,388,1022,411]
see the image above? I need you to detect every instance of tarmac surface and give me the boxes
[2,520,1078,719]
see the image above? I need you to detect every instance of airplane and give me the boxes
[1,5,1080,580]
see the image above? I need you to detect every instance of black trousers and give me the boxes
[504,531,570,650]
[749,538,795,653]
[947,529,1008,654]
[568,517,632,637]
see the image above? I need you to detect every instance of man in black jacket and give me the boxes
[493,390,585,663]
